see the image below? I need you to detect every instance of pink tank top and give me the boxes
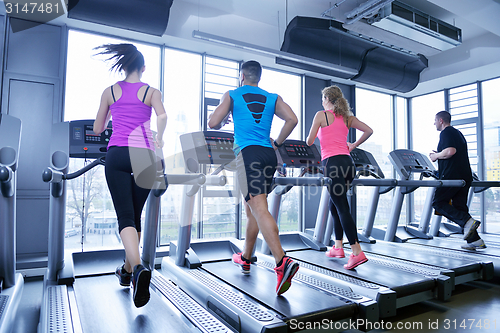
[317,110,350,160]
[107,81,154,151]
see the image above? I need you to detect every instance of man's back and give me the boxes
[230,85,278,154]
[438,126,472,182]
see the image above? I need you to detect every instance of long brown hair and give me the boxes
[321,85,353,125]
[94,43,144,73]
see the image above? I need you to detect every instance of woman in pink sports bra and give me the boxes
[306,85,372,270]
[93,44,167,307]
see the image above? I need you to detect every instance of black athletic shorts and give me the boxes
[236,145,277,202]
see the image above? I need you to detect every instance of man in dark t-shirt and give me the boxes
[429,111,485,250]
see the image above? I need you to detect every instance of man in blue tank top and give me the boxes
[208,60,299,295]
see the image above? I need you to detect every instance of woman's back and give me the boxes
[108,81,154,150]
[317,110,350,160]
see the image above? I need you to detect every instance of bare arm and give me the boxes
[208,91,231,129]
[429,147,456,162]
[93,88,112,134]
[273,96,298,147]
[306,112,322,146]
[150,89,167,148]
[347,116,373,152]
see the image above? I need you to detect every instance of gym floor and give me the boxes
[13,275,500,333]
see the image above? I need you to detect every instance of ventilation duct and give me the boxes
[281,16,428,93]
[68,0,174,36]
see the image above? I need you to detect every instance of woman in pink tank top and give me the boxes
[306,85,372,270]
[93,44,167,308]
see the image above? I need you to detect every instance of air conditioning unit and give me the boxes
[368,1,461,51]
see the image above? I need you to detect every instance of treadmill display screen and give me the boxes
[70,121,112,158]
[277,140,321,168]
[389,149,435,178]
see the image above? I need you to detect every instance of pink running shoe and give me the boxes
[344,252,368,270]
[325,247,345,258]
[274,256,299,296]
[232,253,251,274]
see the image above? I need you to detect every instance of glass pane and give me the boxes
[65,30,161,252]
[201,56,240,239]
[159,48,202,245]
[411,91,445,225]
[482,77,500,233]
[65,30,161,122]
[355,88,394,227]
[259,68,302,232]
[396,96,407,150]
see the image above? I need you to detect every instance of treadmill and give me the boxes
[0,114,24,333]
[260,144,452,315]
[360,149,495,284]
[38,120,232,333]
[161,131,377,333]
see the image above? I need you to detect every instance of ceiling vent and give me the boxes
[367,1,461,51]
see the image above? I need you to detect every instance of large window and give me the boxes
[410,91,444,224]
[449,84,480,222]
[260,68,302,232]
[64,30,161,252]
[159,49,203,245]
[355,88,393,227]
[482,77,500,233]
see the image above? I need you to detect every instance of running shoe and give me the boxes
[463,219,481,240]
[232,252,251,274]
[461,239,487,250]
[115,264,132,287]
[344,252,368,270]
[132,264,151,308]
[274,256,299,296]
[325,247,345,258]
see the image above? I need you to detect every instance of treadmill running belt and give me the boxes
[73,275,196,333]
[202,260,356,320]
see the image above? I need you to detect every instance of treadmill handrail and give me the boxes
[351,178,397,187]
[472,180,500,193]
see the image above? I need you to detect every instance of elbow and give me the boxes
[93,124,102,135]
[288,115,298,128]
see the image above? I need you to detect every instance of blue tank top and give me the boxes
[229,85,278,154]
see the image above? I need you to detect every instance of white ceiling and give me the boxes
[3,0,500,97]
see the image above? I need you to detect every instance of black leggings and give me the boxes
[322,155,358,245]
[105,146,156,233]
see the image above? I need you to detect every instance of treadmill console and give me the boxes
[277,140,321,168]
[389,149,435,179]
[180,131,235,172]
[350,148,385,179]
[69,120,112,158]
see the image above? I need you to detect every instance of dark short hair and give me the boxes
[241,60,262,83]
[436,111,451,124]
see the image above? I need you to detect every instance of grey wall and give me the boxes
[302,76,356,230]
[1,17,66,262]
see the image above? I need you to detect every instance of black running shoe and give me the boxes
[115,264,132,287]
[132,264,151,308]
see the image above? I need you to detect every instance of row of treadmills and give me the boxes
[2,117,500,333]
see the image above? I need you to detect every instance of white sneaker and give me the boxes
[461,239,487,250]
[463,219,481,240]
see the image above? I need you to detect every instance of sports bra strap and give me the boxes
[324,111,329,126]
[111,85,116,103]
[142,86,150,103]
